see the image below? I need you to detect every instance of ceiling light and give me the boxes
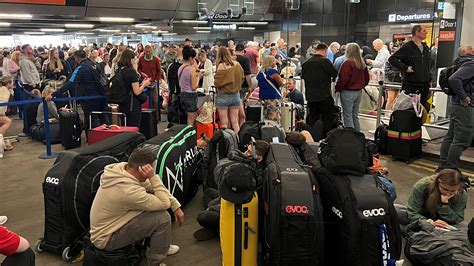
[0,22,10,27]
[239,26,255,30]
[196,30,211,33]
[245,21,268,25]
[213,21,238,25]
[181,20,208,24]
[193,26,212,30]
[301,22,317,26]
[99,17,134,23]
[40,28,65,32]
[99,29,120,32]
[134,24,157,29]
[76,32,94,35]
[162,33,177,36]
[0,14,32,19]
[152,30,169,34]
[65,23,94,29]
[24,31,45,35]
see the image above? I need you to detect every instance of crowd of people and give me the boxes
[0,23,473,265]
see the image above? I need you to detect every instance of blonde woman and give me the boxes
[44,49,69,80]
[335,43,369,131]
[256,55,284,122]
[214,47,244,133]
[5,51,21,81]
[110,52,122,78]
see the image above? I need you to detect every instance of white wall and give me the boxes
[461,0,474,45]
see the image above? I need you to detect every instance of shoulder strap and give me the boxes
[178,65,189,80]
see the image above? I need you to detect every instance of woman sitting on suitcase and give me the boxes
[403,169,468,228]
[257,55,284,123]
[214,47,244,133]
[178,46,202,126]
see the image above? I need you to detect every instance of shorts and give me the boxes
[216,92,241,108]
[180,92,198,113]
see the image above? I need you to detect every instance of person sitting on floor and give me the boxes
[36,87,60,124]
[194,140,270,241]
[89,148,185,265]
[401,169,468,228]
[0,226,35,266]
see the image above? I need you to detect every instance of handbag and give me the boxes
[393,91,423,117]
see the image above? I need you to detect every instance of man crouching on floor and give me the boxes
[90,148,184,265]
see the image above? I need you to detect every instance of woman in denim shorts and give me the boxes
[178,46,202,125]
[214,47,244,133]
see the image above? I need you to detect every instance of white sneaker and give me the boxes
[0,134,4,159]
[0,216,8,225]
[167,244,180,256]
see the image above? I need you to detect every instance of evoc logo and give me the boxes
[363,208,386,217]
[285,205,309,215]
[45,177,59,185]
[332,206,343,219]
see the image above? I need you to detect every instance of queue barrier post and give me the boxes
[376,80,384,127]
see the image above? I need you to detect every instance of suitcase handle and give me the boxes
[244,222,249,250]
[89,111,127,129]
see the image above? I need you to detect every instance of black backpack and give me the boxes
[374,123,389,155]
[106,69,130,104]
[263,143,324,265]
[319,128,368,176]
[439,65,457,95]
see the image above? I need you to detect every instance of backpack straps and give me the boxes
[261,70,282,98]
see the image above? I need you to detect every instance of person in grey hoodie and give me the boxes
[19,44,41,92]
[438,46,474,171]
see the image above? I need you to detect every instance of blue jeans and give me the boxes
[439,104,474,169]
[340,90,362,131]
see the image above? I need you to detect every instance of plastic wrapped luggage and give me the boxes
[141,125,199,205]
[38,132,145,261]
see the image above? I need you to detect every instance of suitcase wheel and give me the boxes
[62,246,73,262]
[35,239,44,253]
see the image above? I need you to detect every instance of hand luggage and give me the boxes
[139,109,158,140]
[315,168,401,266]
[263,143,324,265]
[387,109,422,162]
[59,109,82,150]
[319,128,369,176]
[38,132,145,261]
[83,234,141,266]
[88,125,139,145]
[220,193,258,266]
[375,122,389,155]
[245,104,264,122]
[280,102,297,132]
[141,125,199,205]
[196,122,218,139]
[202,128,239,190]
[260,120,285,143]
[87,111,139,145]
[107,104,121,126]
[238,121,286,151]
[30,121,61,144]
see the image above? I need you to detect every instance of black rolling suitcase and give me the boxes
[38,132,145,262]
[387,109,422,162]
[245,104,263,122]
[263,143,324,265]
[139,109,158,140]
[59,109,82,149]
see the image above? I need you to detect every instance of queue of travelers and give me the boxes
[0,23,473,265]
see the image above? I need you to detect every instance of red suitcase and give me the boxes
[196,122,218,139]
[88,125,139,145]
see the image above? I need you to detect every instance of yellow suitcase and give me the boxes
[220,193,258,266]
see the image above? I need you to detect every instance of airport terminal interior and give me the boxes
[0,0,473,265]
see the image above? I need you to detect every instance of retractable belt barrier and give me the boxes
[0,95,106,159]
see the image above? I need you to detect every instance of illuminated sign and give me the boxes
[212,24,237,30]
[388,10,434,23]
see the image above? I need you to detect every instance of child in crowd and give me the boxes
[36,87,60,125]
[0,75,14,157]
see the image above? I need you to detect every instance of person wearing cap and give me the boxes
[90,148,184,265]
[194,140,270,241]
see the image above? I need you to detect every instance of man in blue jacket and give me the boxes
[438,46,474,171]
[46,50,108,131]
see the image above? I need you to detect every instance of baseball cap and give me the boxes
[219,164,256,204]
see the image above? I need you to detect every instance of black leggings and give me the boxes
[2,248,35,266]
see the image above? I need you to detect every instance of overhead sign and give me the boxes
[212,24,237,30]
[209,13,242,20]
[388,10,434,23]
[437,18,458,67]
